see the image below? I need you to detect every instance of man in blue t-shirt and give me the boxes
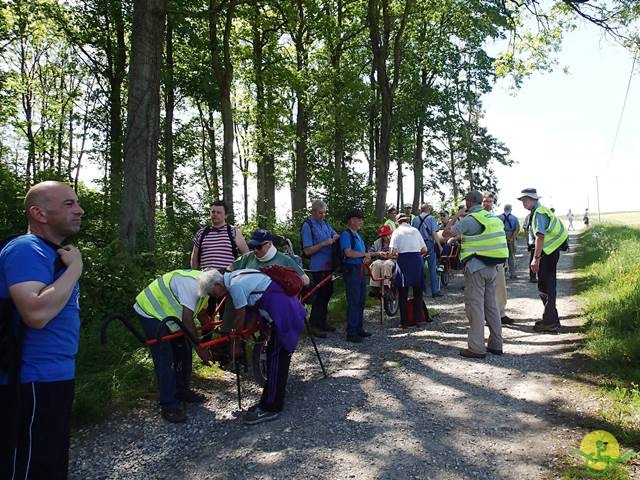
[498,204,520,279]
[340,209,371,343]
[0,181,84,480]
[301,200,339,337]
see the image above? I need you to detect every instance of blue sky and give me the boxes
[483,20,639,218]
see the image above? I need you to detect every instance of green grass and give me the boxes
[576,224,640,445]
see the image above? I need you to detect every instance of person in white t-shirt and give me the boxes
[389,214,428,327]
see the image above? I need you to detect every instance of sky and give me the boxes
[480,21,639,219]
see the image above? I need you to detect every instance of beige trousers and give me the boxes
[369,259,395,287]
[495,263,507,318]
[464,265,503,354]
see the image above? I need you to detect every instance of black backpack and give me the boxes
[337,229,358,270]
[196,224,238,265]
[0,235,64,380]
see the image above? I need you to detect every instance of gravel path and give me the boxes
[70,232,611,479]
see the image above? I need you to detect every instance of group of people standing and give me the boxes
[0,180,571,479]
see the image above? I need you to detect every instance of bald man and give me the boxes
[0,181,84,479]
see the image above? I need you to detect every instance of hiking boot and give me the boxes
[501,316,514,325]
[432,292,443,298]
[243,407,279,425]
[358,330,372,337]
[487,347,503,355]
[346,334,363,343]
[459,348,486,359]
[161,406,187,423]
[176,390,206,404]
[533,323,560,334]
[311,328,327,338]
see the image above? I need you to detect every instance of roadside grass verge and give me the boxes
[576,225,640,446]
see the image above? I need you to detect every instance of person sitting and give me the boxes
[368,225,397,298]
[389,214,428,328]
[201,269,307,425]
[221,229,310,334]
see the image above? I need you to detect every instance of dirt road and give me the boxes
[70,233,617,479]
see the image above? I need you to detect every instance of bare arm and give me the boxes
[9,246,83,329]
[235,229,250,255]
[530,234,544,273]
[190,245,199,269]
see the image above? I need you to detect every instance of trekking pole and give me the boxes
[232,335,242,410]
[304,316,327,378]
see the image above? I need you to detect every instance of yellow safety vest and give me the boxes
[135,269,208,332]
[383,219,397,231]
[532,205,569,254]
[460,210,509,262]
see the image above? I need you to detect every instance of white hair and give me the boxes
[198,270,225,296]
[311,199,327,211]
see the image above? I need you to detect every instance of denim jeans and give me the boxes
[343,265,365,336]
[425,240,439,294]
[138,315,192,408]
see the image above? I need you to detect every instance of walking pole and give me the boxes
[232,335,242,410]
[304,316,327,378]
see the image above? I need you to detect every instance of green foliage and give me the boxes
[0,160,27,237]
[576,225,640,443]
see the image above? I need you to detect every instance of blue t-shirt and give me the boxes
[340,230,365,265]
[498,212,520,233]
[0,235,81,384]
[412,213,438,243]
[223,270,272,309]
[301,218,336,271]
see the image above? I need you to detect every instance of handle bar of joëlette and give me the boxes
[102,270,340,347]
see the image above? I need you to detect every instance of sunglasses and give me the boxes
[252,242,268,250]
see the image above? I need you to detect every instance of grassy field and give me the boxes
[558,210,640,227]
[575,219,640,447]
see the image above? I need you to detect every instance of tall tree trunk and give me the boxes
[290,0,309,216]
[413,117,423,212]
[107,1,127,222]
[164,16,175,225]
[119,0,166,252]
[252,2,275,226]
[367,0,413,221]
[396,136,403,209]
[367,65,377,186]
[209,0,236,218]
[447,132,459,204]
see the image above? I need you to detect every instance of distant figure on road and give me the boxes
[583,208,590,227]
[498,204,520,280]
[567,209,574,231]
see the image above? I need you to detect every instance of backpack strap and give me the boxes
[196,226,212,265]
[227,224,238,259]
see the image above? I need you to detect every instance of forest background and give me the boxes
[0,0,638,422]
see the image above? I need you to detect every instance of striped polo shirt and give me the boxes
[192,224,238,270]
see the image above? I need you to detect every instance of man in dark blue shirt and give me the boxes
[0,181,84,479]
[340,209,371,343]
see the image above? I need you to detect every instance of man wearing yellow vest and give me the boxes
[443,190,508,358]
[134,269,212,422]
[518,188,569,333]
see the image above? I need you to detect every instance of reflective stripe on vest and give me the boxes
[532,205,568,254]
[460,211,509,261]
[135,270,207,331]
